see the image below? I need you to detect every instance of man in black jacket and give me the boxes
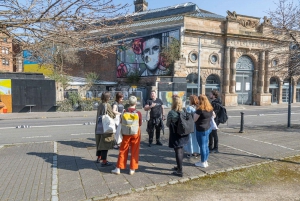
[209,90,222,153]
[144,90,165,147]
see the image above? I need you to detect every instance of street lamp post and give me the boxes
[287,76,292,128]
[197,35,204,95]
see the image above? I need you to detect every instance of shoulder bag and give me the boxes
[95,104,116,134]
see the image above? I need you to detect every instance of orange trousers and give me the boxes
[116,128,141,170]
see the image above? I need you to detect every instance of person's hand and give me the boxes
[162,114,166,120]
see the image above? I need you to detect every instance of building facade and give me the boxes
[67,1,300,106]
[0,34,13,72]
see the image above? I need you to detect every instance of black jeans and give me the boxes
[209,129,218,150]
[96,150,108,160]
[147,118,161,143]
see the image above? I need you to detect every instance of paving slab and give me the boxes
[0,142,53,201]
[1,122,300,201]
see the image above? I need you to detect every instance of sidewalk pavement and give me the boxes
[1,103,300,121]
[0,123,300,201]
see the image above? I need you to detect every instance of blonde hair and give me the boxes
[197,95,213,112]
[128,96,137,106]
[171,96,183,111]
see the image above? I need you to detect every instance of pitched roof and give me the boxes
[90,2,225,42]
[115,2,225,30]
[130,2,225,21]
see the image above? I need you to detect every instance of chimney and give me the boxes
[134,0,148,12]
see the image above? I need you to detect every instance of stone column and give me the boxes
[258,51,265,94]
[230,48,236,94]
[223,47,230,94]
[252,70,258,104]
[293,80,297,103]
[264,51,270,93]
[201,83,205,95]
[278,81,282,104]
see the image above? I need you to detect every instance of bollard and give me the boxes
[239,112,244,133]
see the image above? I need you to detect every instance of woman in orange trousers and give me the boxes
[111,96,142,175]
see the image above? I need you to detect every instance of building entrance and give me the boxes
[269,77,279,104]
[236,56,254,105]
[186,73,200,105]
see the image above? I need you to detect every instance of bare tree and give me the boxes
[0,0,133,69]
[266,0,300,127]
[267,0,300,78]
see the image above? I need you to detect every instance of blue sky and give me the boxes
[114,0,284,19]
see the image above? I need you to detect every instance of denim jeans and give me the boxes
[196,128,212,162]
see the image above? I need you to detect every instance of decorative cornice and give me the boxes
[237,18,259,29]
[226,10,260,29]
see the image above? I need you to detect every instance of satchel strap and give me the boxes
[104,103,108,115]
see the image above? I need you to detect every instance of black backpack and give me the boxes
[177,108,194,136]
[217,104,228,124]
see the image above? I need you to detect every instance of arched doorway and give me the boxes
[205,74,220,97]
[236,55,254,104]
[186,73,200,104]
[297,79,300,102]
[269,77,279,104]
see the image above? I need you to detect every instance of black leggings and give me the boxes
[174,147,184,172]
[96,150,108,160]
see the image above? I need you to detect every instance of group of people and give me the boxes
[94,89,222,177]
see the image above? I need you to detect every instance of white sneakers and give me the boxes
[111,168,120,175]
[129,169,135,175]
[195,161,208,168]
[111,168,135,175]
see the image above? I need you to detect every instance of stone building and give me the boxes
[68,1,300,106]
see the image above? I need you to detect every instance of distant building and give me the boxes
[65,1,300,106]
[0,33,13,72]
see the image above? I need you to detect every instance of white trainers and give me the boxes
[204,161,208,167]
[195,161,206,168]
[111,168,120,175]
[129,169,135,175]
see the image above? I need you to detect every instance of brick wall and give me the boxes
[65,51,117,82]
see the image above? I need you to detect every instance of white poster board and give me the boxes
[236,82,241,91]
[245,82,250,91]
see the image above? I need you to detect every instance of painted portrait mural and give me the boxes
[117,30,180,77]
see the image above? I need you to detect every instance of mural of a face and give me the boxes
[142,38,160,72]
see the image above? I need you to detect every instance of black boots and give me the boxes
[156,140,163,146]
[149,139,163,146]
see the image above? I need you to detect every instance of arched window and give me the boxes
[270,77,279,85]
[205,74,220,97]
[269,77,279,103]
[186,73,200,103]
[206,74,219,84]
[236,55,254,70]
[186,73,199,84]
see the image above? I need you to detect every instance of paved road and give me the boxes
[1,105,300,145]
[0,104,300,201]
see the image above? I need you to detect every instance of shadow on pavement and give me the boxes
[26,151,181,176]
[57,140,95,148]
